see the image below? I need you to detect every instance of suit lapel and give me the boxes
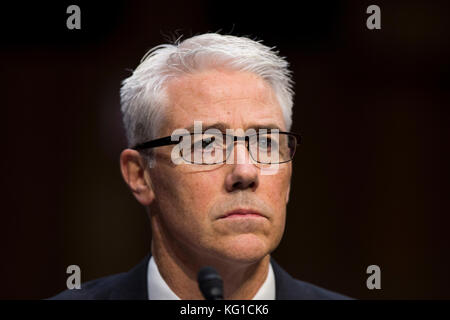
[271,258,300,300]
[109,254,151,299]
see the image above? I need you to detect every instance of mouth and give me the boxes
[219,208,266,220]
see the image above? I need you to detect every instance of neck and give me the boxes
[150,218,270,300]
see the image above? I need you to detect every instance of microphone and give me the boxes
[197,266,224,300]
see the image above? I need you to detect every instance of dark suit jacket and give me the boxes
[50,254,351,300]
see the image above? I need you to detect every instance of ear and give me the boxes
[120,149,155,206]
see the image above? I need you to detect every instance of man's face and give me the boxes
[148,69,292,265]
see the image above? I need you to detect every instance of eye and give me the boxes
[258,135,280,150]
[192,136,217,151]
[258,137,272,149]
[202,136,215,149]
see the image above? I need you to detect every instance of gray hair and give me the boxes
[120,33,295,164]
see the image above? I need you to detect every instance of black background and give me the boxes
[1,0,449,299]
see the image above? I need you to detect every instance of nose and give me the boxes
[224,141,259,192]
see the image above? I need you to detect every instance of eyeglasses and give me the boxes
[132,130,301,165]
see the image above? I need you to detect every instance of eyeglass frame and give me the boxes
[132,130,302,165]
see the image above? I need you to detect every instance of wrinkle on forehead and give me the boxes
[169,69,276,104]
[163,69,285,135]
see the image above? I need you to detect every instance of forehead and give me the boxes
[162,69,286,135]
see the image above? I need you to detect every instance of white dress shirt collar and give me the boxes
[147,256,275,300]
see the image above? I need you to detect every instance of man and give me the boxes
[52,33,350,300]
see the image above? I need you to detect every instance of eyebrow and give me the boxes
[183,122,282,133]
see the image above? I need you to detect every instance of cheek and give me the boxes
[161,172,225,247]
[182,172,221,207]
[261,168,291,208]
[155,168,222,226]
[265,171,290,240]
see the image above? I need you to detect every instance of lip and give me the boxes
[219,208,266,219]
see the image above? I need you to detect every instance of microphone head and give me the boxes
[197,266,224,300]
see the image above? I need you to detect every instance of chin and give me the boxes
[219,233,272,264]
